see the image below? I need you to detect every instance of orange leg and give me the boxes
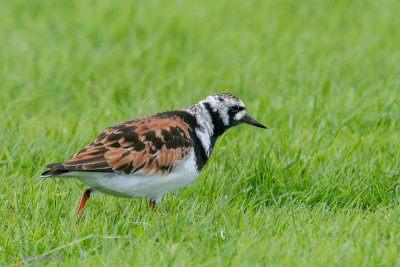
[148,199,162,219]
[77,189,91,217]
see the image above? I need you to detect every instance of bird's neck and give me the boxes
[188,103,229,157]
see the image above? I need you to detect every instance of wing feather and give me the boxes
[44,114,193,176]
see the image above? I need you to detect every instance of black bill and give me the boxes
[241,114,267,129]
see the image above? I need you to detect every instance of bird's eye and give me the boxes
[230,105,240,112]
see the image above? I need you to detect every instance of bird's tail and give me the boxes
[39,165,69,178]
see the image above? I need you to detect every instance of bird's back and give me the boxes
[41,110,196,178]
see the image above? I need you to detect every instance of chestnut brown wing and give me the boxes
[45,115,193,175]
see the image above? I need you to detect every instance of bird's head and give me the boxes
[199,93,267,130]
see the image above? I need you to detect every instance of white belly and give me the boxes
[66,150,199,201]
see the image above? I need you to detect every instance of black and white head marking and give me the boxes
[185,93,264,158]
[201,93,247,128]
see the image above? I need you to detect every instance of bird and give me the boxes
[40,93,266,217]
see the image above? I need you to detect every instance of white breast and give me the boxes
[67,149,199,202]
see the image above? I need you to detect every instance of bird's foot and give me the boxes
[148,199,163,220]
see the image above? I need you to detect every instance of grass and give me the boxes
[1,0,400,265]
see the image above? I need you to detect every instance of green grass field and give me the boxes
[1,0,400,266]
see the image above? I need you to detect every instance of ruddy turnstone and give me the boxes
[40,93,266,216]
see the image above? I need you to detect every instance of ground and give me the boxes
[1,0,400,266]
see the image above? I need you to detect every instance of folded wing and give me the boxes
[42,114,193,176]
